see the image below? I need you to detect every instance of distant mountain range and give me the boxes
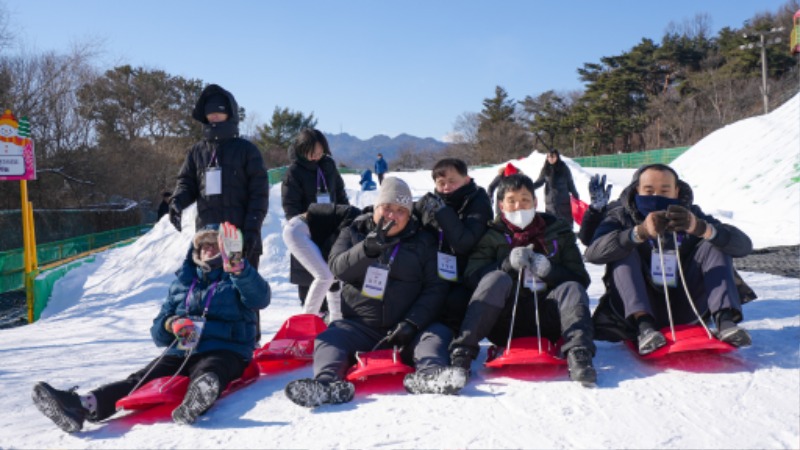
[325,132,448,169]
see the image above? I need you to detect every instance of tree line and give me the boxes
[0,1,797,211]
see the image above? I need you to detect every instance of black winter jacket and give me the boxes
[329,212,448,333]
[172,85,269,254]
[281,155,348,220]
[532,161,579,222]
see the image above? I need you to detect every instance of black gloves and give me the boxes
[635,211,669,240]
[169,200,182,232]
[385,320,418,347]
[363,218,399,257]
[588,174,613,212]
[666,204,707,237]
[417,193,446,229]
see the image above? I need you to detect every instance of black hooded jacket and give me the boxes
[532,159,580,222]
[281,152,348,221]
[172,84,269,254]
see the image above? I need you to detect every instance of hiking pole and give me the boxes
[504,268,524,354]
[127,337,179,396]
[672,231,714,339]
[656,235,677,340]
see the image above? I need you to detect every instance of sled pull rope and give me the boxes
[127,338,179,396]
[159,347,195,393]
[656,236,677,340]
[672,231,714,339]
[504,269,524,354]
[533,287,542,354]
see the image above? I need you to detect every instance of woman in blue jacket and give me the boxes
[32,228,270,432]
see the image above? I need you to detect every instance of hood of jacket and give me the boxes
[192,84,241,125]
[620,165,694,222]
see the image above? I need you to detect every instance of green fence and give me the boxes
[0,224,152,294]
[571,146,690,168]
[267,166,360,186]
[32,256,95,321]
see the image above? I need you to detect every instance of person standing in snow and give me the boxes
[168,84,269,269]
[32,227,271,431]
[447,174,597,386]
[281,128,349,307]
[374,153,388,185]
[585,164,753,354]
[532,149,580,226]
[284,177,448,407]
[487,162,524,216]
[402,158,493,394]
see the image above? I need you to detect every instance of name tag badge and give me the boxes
[651,250,678,287]
[205,167,222,196]
[523,268,547,292]
[316,193,331,204]
[437,252,458,282]
[177,316,206,351]
[362,264,390,300]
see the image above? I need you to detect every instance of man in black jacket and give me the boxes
[585,164,753,355]
[169,84,269,268]
[284,177,448,407]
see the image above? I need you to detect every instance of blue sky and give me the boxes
[12,1,791,141]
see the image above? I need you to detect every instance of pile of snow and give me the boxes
[0,97,797,449]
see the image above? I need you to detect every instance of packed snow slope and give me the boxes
[0,96,798,449]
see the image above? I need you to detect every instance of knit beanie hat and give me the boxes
[376,177,413,212]
[503,163,520,177]
[204,93,230,116]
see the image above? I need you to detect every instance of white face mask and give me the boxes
[504,208,536,229]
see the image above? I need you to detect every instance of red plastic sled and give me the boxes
[115,359,260,411]
[627,324,736,360]
[485,337,567,368]
[345,348,414,382]
[571,197,589,226]
[253,313,327,373]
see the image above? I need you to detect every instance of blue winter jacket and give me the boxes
[374,158,388,175]
[150,254,271,360]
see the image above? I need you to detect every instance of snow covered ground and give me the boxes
[1,96,798,449]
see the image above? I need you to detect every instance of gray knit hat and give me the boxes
[376,177,413,212]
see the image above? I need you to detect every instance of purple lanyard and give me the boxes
[504,234,558,257]
[185,279,219,318]
[208,149,218,168]
[316,168,329,193]
[384,243,401,267]
[438,231,446,252]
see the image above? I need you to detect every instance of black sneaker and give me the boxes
[403,367,469,395]
[172,373,220,425]
[719,325,752,348]
[31,382,87,433]
[567,347,597,386]
[638,328,667,355]
[285,379,355,408]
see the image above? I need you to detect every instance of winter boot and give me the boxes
[637,328,667,355]
[403,367,469,395]
[172,372,220,425]
[284,378,355,408]
[566,347,597,386]
[718,326,752,347]
[31,382,88,433]
[449,346,476,374]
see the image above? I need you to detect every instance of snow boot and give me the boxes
[637,328,667,355]
[718,325,752,348]
[403,367,469,395]
[32,382,87,433]
[566,347,597,386]
[284,378,355,408]
[450,346,476,374]
[172,372,220,425]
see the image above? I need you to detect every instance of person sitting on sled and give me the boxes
[402,158,492,395]
[447,174,597,386]
[32,226,270,432]
[284,177,448,407]
[584,164,753,355]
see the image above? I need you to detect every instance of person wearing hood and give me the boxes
[284,177,448,407]
[584,164,753,355]
[532,149,580,226]
[168,84,269,269]
[281,128,349,306]
[402,158,492,394]
[32,227,271,432]
[447,174,597,386]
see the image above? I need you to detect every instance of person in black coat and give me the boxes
[585,164,754,355]
[532,149,580,226]
[281,128,349,304]
[169,84,269,268]
[157,191,171,220]
[284,177,448,408]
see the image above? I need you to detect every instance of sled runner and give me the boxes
[626,324,737,359]
[253,313,328,373]
[115,359,260,411]
[571,197,589,226]
[485,337,567,368]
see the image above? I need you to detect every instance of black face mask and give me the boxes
[634,194,681,216]
[203,121,238,141]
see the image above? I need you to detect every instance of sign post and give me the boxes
[0,110,37,322]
